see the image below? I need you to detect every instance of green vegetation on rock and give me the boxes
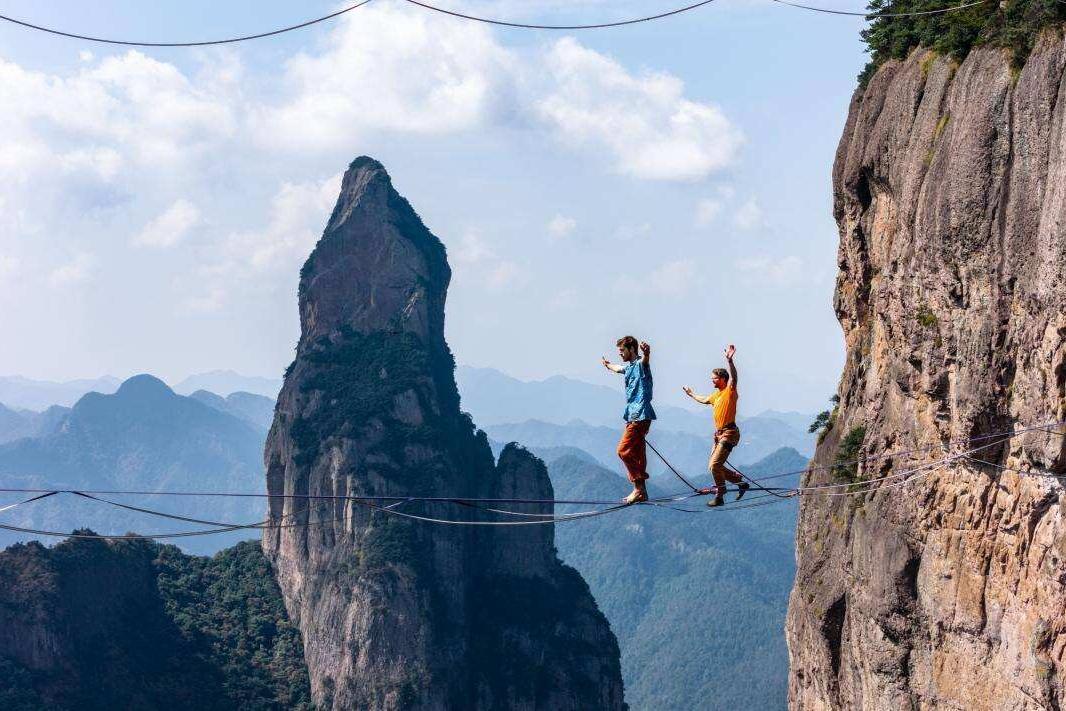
[0,538,311,710]
[832,426,868,483]
[810,395,841,444]
[859,0,1066,85]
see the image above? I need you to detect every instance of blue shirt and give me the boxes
[622,359,656,422]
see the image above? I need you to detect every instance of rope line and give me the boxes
[0,0,997,48]
[963,455,1066,480]
[767,0,988,18]
[726,461,794,499]
[0,1,374,47]
[0,490,58,514]
[399,0,719,29]
[0,421,1058,502]
[647,438,701,493]
[741,420,1062,483]
[0,421,1059,537]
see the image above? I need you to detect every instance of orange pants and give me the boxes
[617,420,652,483]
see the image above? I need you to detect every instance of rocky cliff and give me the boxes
[261,157,624,710]
[0,538,311,710]
[786,33,1066,710]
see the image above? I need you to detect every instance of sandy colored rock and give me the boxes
[787,35,1066,711]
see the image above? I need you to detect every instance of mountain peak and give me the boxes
[115,374,175,400]
[297,155,450,347]
[265,158,624,708]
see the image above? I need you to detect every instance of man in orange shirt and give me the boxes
[682,344,749,507]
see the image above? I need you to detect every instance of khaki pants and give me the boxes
[617,420,651,483]
[708,427,742,489]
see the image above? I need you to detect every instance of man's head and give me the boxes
[711,367,729,390]
[616,336,639,362]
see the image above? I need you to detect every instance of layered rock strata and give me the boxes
[786,34,1066,710]
[262,157,624,710]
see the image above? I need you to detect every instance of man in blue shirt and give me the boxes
[602,335,656,504]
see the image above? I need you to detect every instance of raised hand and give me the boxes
[724,344,736,361]
[640,341,651,356]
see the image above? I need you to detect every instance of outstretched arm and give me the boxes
[601,356,624,374]
[725,344,738,388]
[682,386,713,405]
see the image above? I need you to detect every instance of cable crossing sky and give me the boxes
[0,421,1060,538]
[0,0,997,47]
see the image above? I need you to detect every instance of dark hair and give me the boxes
[616,336,638,351]
[712,368,729,380]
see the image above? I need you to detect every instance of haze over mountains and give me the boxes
[0,375,121,411]
[0,371,282,413]
[0,375,269,555]
[458,365,815,477]
[173,371,283,399]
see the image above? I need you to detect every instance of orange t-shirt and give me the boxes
[709,385,738,430]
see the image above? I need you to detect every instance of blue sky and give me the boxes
[0,0,870,414]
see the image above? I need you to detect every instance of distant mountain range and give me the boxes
[187,390,276,431]
[458,366,815,476]
[483,417,809,477]
[0,375,269,555]
[173,370,282,399]
[0,375,121,411]
[457,365,816,435]
[0,371,282,413]
[0,403,70,445]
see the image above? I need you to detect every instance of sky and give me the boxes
[0,0,870,415]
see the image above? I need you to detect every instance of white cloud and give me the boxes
[48,253,96,287]
[453,231,493,264]
[254,12,739,180]
[182,287,227,314]
[550,288,578,310]
[450,230,528,292]
[617,259,697,297]
[78,51,94,63]
[0,50,238,240]
[695,199,722,227]
[735,255,805,286]
[615,222,652,241]
[220,174,340,273]
[547,214,576,240]
[185,174,342,309]
[253,5,515,151]
[648,259,698,296]
[733,198,765,231]
[133,199,201,248]
[486,261,528,291]
[536,37,742,181]
[0,255,20,279]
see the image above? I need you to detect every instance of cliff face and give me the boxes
[0,538,311,710]
[787,34,1066,710]
[261,157,624,710]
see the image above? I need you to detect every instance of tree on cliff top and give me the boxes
[859,0,1066,84]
